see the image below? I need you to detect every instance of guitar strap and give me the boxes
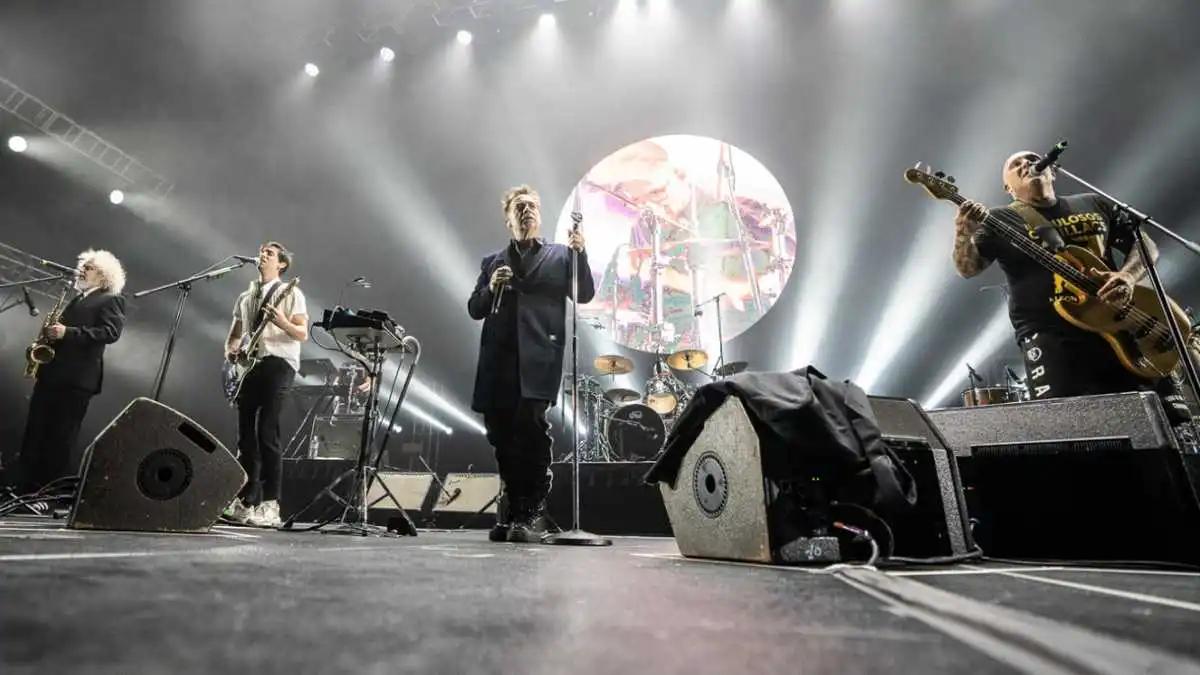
[250,281,283,334]
[1008,201,1067,252]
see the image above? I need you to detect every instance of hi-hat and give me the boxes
[604,388,641,404]
[713,361,748,377]
[594,354,634,375]
[666,349,709,371]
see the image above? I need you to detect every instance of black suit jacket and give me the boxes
[468,241,595,412]
[36,290,126,394]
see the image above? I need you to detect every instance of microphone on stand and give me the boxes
[1005,366,1024,384]
[233,255,259,264]
[965,362,983,385]
[1031,140,1068,175]
[22,287,39,316]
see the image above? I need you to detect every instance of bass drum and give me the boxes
[605,403,666,461]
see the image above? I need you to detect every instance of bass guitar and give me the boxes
[904,164,1190,380]
[222,277,301,404]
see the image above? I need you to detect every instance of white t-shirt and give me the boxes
[232,278,308,373]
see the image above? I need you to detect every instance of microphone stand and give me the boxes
[717,143,764,315]
[548,188,612,547]
[0,273,71,314]
[694,292,727,378]
[1052,162,1200,411]
[132,257,252,401]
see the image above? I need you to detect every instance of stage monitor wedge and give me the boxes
[68,397,246,534]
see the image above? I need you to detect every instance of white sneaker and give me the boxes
[222,498,252,524]
[245,500,282,528]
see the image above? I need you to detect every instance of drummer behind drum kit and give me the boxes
[561,349,748,464]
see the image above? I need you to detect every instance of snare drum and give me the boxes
[961,386,1014,407]
[644,375,680,415]
[605,403,666,461]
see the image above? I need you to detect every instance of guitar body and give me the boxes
[1052,245,1188,379]
[221,277,300,405]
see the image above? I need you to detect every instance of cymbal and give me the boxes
[594,354,634,375]
[604,388,642,404]
[666,349,709,371]
[713,361,748,377]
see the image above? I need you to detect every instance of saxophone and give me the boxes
[24,285,74,379]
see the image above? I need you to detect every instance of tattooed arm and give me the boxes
[953,200,993,278]
[1117,230,1157,282]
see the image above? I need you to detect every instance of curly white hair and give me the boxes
[77,248,127,295]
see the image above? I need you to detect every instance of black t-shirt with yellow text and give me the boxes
[973,193,1135,338]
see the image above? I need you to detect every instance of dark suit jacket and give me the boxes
[468,240,595,412]
[36,290,126,394]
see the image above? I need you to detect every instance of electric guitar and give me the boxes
[221,277,301,404]
[904,165,1190,380]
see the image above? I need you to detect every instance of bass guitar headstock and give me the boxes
[903,163,960,202]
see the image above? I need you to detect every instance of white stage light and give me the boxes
[539,13,556,28]
[379,47,395,62]
[7,136,27,153]
[304,63,320,77]
[109,189,124,205]
[456,30,473,45]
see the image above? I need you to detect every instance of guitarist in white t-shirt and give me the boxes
[222,241,308,527]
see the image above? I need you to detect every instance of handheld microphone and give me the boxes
[570,184,583,233]
[491,280,507,315]
[22,287,39,316]
[1031,140,1068,174]
[234,255,258,263]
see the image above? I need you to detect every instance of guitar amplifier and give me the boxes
[927,392,1200,565]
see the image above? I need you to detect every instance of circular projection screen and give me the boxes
[555,134,796,355]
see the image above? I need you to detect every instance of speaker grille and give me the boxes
[136,448,194,501]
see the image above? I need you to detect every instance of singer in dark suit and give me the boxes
[468,184,595,543]
[15,249,127,493]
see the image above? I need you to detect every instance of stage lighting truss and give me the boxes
[0,242,68,302]
[0,75,174,199]
[428,0,592,25]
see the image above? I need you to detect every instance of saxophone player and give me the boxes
[14,249,127,493]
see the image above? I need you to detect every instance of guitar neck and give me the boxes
[946,193,1100,294]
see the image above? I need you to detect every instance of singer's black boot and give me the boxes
[488,491,511,542]
[506,496,550,544]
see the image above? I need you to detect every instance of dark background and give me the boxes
[1,0,1199,473]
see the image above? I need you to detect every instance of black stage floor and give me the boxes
[2,518,1199,675]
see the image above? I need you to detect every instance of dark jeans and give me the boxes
[483,399,554,507]
[1020,328,1191,425]
[236,356,294,505]
[16,381,94,492]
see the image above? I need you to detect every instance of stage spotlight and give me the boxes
[456,30,473,45]
[304,63,320,77]
[109,189,124,205]
[539,13,556,28]
[379,47,395,62]
[7,136,27,153]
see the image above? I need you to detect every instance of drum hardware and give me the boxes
[644,374,680,416]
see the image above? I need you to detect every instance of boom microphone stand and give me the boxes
[694,292,727,378]
[548,185,612,547]
[1047,140,1200,407]
[132,256,253,401]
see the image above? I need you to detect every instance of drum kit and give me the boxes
[561,348,749,463]
[959,363,1030,407]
